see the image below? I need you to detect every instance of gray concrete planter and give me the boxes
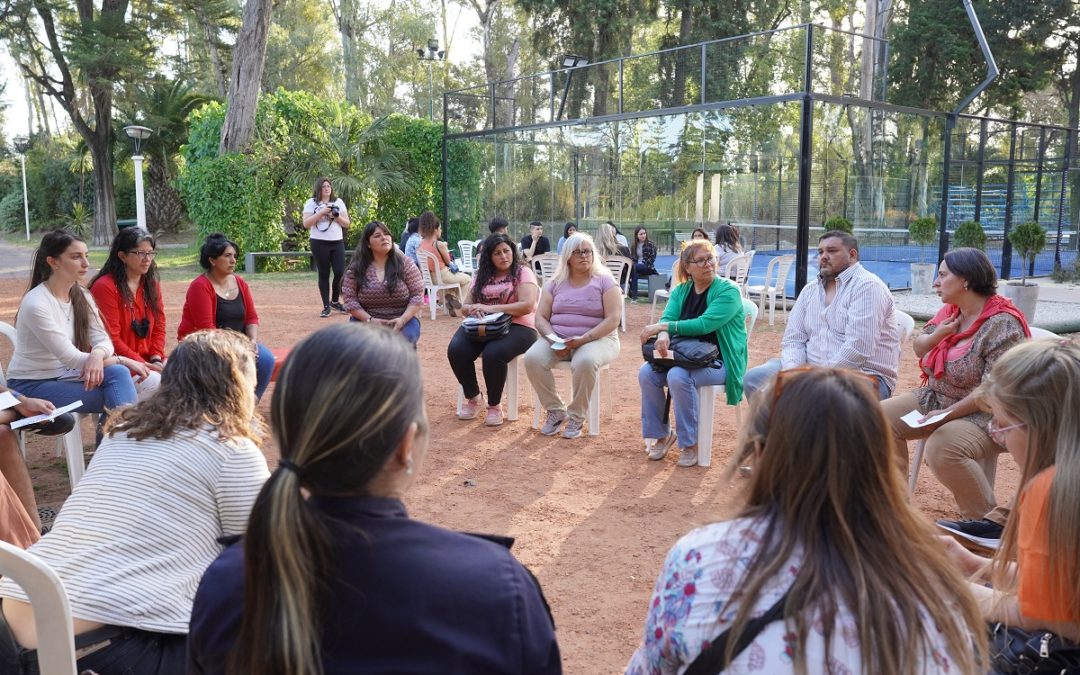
[1000,281,1040,323]
[910,263,936,295]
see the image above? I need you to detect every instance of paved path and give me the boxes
[0,242,33,280]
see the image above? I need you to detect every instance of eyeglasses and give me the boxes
[571,249,594,257]
[986,419,1025,447]
[127,250,156,259]
[688,256,716,267]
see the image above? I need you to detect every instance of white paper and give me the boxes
[462,312,505,325]
[0,392,18,411]
[10,400,82,430]
[900,409,950,429]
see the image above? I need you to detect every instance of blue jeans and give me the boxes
[254,343,275,402]
[742,357,891,403]
[350,316,421,347]
[639,362,728,448]
[9,364,138,415]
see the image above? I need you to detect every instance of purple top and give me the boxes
[545,274,617,339]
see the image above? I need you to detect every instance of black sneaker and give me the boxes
[22,412,76,436]
[936,518,1003,550]
[320,306,332,318]
[329,301,347,314]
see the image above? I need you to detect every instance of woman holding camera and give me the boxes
[302,176,351,318]
[90,228,167,399]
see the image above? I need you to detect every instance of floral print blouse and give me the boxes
[625,518,960,674]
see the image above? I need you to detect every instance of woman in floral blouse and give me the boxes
[881,247,1029,542]
[627,367,986,675]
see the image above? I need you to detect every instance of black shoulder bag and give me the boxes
[683,591,789,675]
[641,336,722,372]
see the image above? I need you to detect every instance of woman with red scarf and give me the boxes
[882,248,1029,544]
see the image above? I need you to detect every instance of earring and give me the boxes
[405,458,414,476]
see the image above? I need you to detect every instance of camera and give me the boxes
[329,205,340,219]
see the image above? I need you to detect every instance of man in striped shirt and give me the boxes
[743,230,900,400]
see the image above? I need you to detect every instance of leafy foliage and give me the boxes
[1007,221,1046,285]
[952,221,987,250]
[0,190,25,233]
[909,216,938,262]
[823,215,854,234]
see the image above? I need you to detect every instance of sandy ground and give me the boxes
[1,274,1030,673]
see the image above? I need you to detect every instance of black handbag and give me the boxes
[989,622,1080,674]
[642,336,722,371]
[463,312,513,342]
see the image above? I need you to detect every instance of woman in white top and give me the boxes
[713,222,743,277]
[626,367,986,675]
[0,329,270,675]
[6,229,140,418]
[301,176,351,318]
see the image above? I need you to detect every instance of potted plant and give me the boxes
[1000,221,1046,322]
[823,215,854,234]
[952,220,987,250]
[908,216,937,294]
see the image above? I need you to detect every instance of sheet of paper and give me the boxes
[900,409,950,429]
[10,400,82,430]
[463,312,505,325]
[0,391,18,411]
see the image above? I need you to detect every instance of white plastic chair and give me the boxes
[696,296,758,467]
[457,240,479,274]
[603,256,632,332]
[415,250,459,320]
[530,253,560,287]
[456,356,520,421]
[745,254,794,325]
[0,322,88,490]
[0,540,77,675]
[722,251,756,297]
[650,288,670,323]
[531,361,610,437]
[895,310,915,343]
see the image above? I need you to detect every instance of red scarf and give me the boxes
[919,294,1031,383]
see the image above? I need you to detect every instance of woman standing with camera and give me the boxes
[302,177,351,318]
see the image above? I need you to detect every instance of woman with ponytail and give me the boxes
[189,323,561,675]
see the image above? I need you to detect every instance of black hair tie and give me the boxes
[277,459,304,479]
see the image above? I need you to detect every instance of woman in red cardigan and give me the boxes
[89,228,167,399]
[178,233,276,400]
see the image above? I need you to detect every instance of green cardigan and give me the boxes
[660,277,748,404]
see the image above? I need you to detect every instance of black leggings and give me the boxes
[311,238,346,306]
[0,619,186,675]
[447,323,538,405]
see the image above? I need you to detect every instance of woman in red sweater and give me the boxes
[177,233,276,401]
[89,228,166,399]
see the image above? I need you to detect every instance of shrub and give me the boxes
[952,221,986,250]
[1007,222,1047,286]
[823,215,854,234]
[908,216,938,263]
[0,190,25,232]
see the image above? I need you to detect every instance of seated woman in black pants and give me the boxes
[447,234,539,427]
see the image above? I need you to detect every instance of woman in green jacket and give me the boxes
[638,239,747,467]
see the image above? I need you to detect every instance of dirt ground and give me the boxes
[1,274,1028,673]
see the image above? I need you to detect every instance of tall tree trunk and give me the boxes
[335,0,361,106]
[219,0,273,154]
[194,5,228,98]
[670,0,693,107]
[145,158,185,232]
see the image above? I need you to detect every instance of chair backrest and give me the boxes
[1029,326,1060,341]
[771,254,795,291]
[532,253,560,287]
[895,310,916,343]
[0,321,16,388]
[415,249,442,286]
[674,232,691,243]
[604,256,632,296]
[0,541,77,675]
[723,252,755,286]
[457,240,477,273]
[742,297,759,341]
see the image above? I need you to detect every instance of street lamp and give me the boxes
[416,38,446,121]
[123,125,153,231]
[12,136,30,241]
[556,54,590,122]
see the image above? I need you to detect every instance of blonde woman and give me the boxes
[188,324,560,674]
[524,232,622,439]
[627,367,986,674]
[941,340,1080,666]
[0,330,270,674]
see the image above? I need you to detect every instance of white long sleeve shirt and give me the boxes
[7,284,113,380]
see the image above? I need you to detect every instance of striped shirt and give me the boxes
[0,427,269,633]
[780,262,900,391]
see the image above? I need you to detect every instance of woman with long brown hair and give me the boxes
[188,324,560,674]
[0,330,270,674]
[627,367,986,674]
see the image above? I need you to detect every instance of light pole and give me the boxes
[123,125,153,231]
[13,136,30,240]
[416,38,445,121]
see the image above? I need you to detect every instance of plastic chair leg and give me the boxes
[588,376,600,436]
[697,386,717,467]
[908,438,927,496]
[507,358,519,421]
[63,414,86,490]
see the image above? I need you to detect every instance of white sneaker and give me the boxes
[647,432,678,461]
[676,445,698,467]
[561,417,585,439]
[539,409,568,436]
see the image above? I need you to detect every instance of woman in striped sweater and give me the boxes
[0,330,270,675]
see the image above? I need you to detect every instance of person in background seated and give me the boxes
[341,221,425,346]
[742,230,899,401]
[0,330,270,675]
[629,226,658,299]
[448,234,539,426]
[556,222,577,254]
[477,215,510,258]
[637,240,747,468]
[881,247,1028,546]
[400,216,421,263]
[941,340,1080,660]
[520,221,551,262]
[188,324,561,674]
[89,227,167,400]
[680,227,709,250]
[713,222,744,277]
[417,210,471,316]
[525,233,622,439]
[177,233,276,401]
[626,367,986,674]
[595,222,632,290]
